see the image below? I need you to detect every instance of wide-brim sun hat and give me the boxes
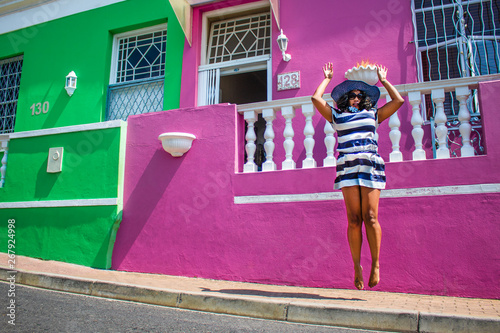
[331,80,380,105]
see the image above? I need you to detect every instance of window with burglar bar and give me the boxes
[0,55,22,134]
[107,25,167,121]
[411,0,500,119]
[207,12,271,64]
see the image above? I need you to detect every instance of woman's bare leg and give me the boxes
[360,187,382,288]
[341,186,364,290]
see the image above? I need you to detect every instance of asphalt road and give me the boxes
[0,282,383,332]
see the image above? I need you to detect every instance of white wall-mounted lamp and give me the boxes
[277,29,291,62]
[65,71,77,96]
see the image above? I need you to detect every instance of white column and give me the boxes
[408,91,426,160]
[456,86,474,157]
[0,138,9,188]
[281,106,296,170]
[323,120,336,167]
[432,88,450,159]
[302,104,317,169]
[387,95,403,162]
[262,108,276,171]
[243,110,258,172]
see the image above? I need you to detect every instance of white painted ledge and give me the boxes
[234,184,500,204]
[0,198,118,209]
[9,120,124,139]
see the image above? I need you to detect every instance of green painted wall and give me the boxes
[0,206,120,268]
[0,0,185,132]
[0,124,126,268]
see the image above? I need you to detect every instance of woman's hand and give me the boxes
[377,65,388,83]
[323,62,333,79]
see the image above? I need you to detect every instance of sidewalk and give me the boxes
[1,253,499,332]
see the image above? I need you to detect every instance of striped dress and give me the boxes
[330,106,386,190]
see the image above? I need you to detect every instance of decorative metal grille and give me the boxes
[106,77,164,121]
[413,0,500,80]
[412,0,500,116]
[446,116,484,156]
[207,12,271,64]
[0,55,22,134]
[116,29,167,83]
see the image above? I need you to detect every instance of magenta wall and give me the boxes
[113,81,500,299]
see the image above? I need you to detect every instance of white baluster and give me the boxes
[323,120,336,167]
[281,106,296,170]
[456,86,474,157]
[262,108,276,171]
[408,91,426,160]
[432,88,450,159]
[0,138,9,188]
[243,110,258,172]
[387,95,403,162]
[302,104,317,168]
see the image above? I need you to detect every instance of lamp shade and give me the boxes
[276,29,291,62]
[277,29,288,52]
[65,71,77,96]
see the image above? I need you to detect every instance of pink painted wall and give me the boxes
[113,81,500,299]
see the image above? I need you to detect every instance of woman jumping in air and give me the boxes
[311,62,404,290]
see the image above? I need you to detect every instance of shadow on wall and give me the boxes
[112,148,185,267]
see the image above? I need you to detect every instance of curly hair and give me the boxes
[336,91,374,111]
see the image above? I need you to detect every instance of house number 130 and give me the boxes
[31,102,49,115]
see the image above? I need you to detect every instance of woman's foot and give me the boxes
[368,265,380,288]
[354,265,364,290]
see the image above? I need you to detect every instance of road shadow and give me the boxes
[201,288,365,301]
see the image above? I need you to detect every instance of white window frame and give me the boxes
[198,1,272,106]
[109,23,168,84]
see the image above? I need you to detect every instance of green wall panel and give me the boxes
[0,0,184,132]
[0,205,120,268]
[0,127,122,202]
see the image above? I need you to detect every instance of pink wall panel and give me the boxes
[113,81,500,298]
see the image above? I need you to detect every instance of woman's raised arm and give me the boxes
[311,62,334,123]
[376,65,404,123]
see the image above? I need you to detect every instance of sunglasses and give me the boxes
[348,92,365,100]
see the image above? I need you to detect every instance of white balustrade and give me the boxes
[323,121,336,167]
[408,91,426,160]
[243,110,258,173]
[456,86,474,157]
[281,106,296,170]
[262,108,276,171]
[302,104,317,169]
[387,95,403,162]
[432,88,450,159]
[235,73,500,173]
[0,135,10,188]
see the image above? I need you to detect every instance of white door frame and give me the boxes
[198,1,272,106]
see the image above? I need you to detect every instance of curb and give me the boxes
[1,268,499,333]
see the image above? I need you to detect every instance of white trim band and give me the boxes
[0,198,118,209]
[234,183,500,204]
[0,0,126,35]
[9,120,124,139]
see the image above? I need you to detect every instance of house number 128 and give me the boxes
[31,102,49,115]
